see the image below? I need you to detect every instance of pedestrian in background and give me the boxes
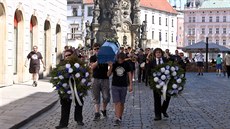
[148,48,170,121]
[25,45,45,87]
[90,43,111,121]
[224,51,230,78]
[216,54,222,76]
[107,52,133,126]
[56,49,85,129]
[194,51,204,76]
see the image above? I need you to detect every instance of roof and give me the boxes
[83,0,177,14]
[200,0,230,9]
[182,41,230,53]
[140,0,177,14]
[83,0,93,4]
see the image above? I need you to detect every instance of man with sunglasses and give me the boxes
[25,45,45,87]
[90,43,111,121]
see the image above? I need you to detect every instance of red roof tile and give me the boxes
[83,0,93,4]
[140,0,177,14]
[83,0,177,14]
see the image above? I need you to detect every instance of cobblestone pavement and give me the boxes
[20,73,230,129]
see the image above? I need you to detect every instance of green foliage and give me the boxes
[50,56,92,99]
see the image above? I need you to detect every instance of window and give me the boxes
[152,31,154,39]
[152,15,154,24]
[159,17,161,25]
[159,32,162,41]
[172,19,174,27]
[223,16,227,22]
[192,28,195,35]
[70,24,79,39]
[209,16,212,22]
[165,33,168,42]
[223,39,226,45]
[145,14,147,21]
[202,28,205,34]
[216,28,219,34]
[216,16,219,22]
[166,18,168,26]
[216,39,219,44]
[202,17,205,22]
[192,17,195,22]
[87,7,93,16]
[171,33,173,42]
[72,8,78,16]
[223,28,227,34]
[188,40,192,45]
[209,28,212,34]
[189,17,192,23]
[192,40,195,44]
[189,28,192,35]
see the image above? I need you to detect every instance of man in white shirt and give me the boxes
[224,52,230,78]
[194,51,204,76]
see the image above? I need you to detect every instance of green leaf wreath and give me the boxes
[50,56,92,100]
[149,61,186,97]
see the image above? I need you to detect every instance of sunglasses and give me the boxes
[94,48,99,50]
[65,54,72,57]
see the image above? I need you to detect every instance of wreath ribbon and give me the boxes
[162,80,169,101]
[69,76,83,106]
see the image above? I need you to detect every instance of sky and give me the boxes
[168,0,187,9]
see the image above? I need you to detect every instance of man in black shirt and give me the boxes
[89,43,111,121]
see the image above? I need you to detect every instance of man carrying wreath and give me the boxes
[148,48,171,121]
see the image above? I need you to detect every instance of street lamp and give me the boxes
[205,37,209,72]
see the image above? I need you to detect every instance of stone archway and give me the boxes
[43,20,51,76]
[56,24,62,64]
[30,15,38,50]
[14,9,24,83]
[0,3,6,85]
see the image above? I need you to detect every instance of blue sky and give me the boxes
[168,0,187,9]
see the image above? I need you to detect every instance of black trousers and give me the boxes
[153,90,171,118]
[226,65,230,78]
[59,97,84,127]
[138,66,146,82]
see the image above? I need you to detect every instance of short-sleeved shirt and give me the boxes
[90,54,109,79]
[27,51,43,67]
[112,61,131,87]
[216,57,222,64]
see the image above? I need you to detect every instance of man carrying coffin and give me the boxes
[90,43,111,121]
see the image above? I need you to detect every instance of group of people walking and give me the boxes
[25,44,230,129]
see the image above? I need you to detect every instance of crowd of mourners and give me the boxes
[54,44,230,129]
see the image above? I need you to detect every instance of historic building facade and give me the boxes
[0,0,67,86]
[184,0,230,47]
[67,0,177,51]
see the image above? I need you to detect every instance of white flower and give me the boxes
[172,84,178,89]
[54,77,58,79]
[170,66,175,71]
[160,81,165,86]
[161,75,166,80]
[87,82,92,86]
[68,68,73,73]
[154,77,159,82]
[164,70,170,75]
[62,83,68,88]
[74,63,80,68]
[160,67,166,73]
[65,64,71,68]
[81,78,86,83]
[59,75,64,80]
[176,78,182,83]
[156,85,162,89]
[166,65,170,70]
[172,71,177,76]
[85,72,89,77]
[75,73,80,78]
[67,90,72,94]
